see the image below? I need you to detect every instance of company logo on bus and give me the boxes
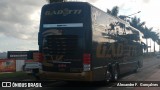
[96,43,137,58]
[45,8,82,16]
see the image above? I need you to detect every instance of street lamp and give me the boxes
[119,11,141,20]
[127,11,141,17]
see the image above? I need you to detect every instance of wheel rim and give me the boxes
[105,70,111,82]
[114,69,118,80]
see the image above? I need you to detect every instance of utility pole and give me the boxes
[119,11,141,21]
[127,11,141,17]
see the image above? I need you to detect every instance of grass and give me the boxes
[0,72,29,79]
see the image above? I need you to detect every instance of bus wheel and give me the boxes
[111,66,119,81]
[134,64,139,73]
[104,69,112,83]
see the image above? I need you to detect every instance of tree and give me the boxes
[143,26,153,53]
[107,6,119,17]
[46,0,64,3]
[129,16,145,31]
[157,39,160,52]
[111,6,119,17]
[129,17,155,53]
[129,17,160,53]
[107,9,111,15]
[150,31,159,53]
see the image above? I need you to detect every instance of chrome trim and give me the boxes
[93,66,104,69]
[119,61,137,65]
[52,61,71,64]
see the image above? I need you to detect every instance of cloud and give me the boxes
[86,0,98,3]
[143,0,150,3]
[0,0,46,40]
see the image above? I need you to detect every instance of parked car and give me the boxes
[156,53,160,58]
[24,62,42,74]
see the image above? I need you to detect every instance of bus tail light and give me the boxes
[83,53,91,71]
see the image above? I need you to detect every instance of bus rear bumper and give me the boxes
[38,71,93,81]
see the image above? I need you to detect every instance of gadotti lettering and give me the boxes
[45,8,82,16]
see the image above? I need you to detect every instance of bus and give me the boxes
[36,2,144,82]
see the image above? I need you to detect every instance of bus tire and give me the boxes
[134,64,139,73]
[138,60,143,68]
[104,68,112,83]
[111,64,119,81]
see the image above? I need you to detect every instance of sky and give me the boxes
[0,0,160,52]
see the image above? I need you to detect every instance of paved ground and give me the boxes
[1,56,160,90]
[133,67,160,90]
[41,56,160,90]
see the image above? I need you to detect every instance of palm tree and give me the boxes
[46,0,64,3]
[129,16,145,31]
[143,26,153,53]
[111,6,119,17]
[107,6,119,17]
[157,39,160,52]
[154,33,159,52]
[126,16,160,54]
[107,9,111,15]
[150,31,158,53]
[150,32,155,52]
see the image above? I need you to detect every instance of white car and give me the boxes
[24,62,42,74]
[156,54,160,58]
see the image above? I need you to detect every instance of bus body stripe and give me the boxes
[43,23,83,28]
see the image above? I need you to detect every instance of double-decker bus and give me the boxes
[36,2,144,82]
